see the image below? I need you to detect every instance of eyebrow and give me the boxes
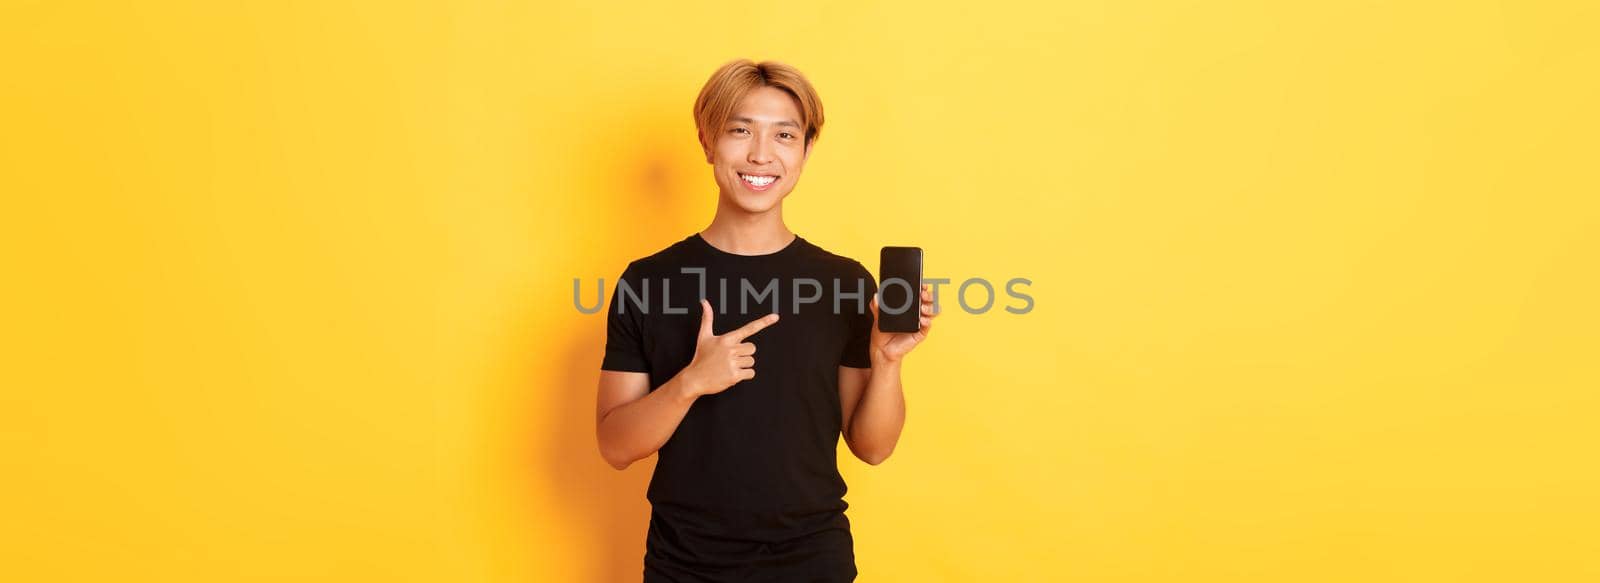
[730,116,801,129]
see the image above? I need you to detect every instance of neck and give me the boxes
[701,197,794,255]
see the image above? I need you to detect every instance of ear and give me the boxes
[698,131,714,164]
[803,140,814,164]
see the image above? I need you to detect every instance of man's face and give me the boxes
[704,86,810,214]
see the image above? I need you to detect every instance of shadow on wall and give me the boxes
[526,99,703,581]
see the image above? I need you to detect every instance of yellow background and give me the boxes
[3,1,1596,581]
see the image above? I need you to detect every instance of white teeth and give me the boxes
[740,174,776,187]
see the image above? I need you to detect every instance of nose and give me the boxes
[747,135,774,165]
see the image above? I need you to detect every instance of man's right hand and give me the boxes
[680,299,779,398]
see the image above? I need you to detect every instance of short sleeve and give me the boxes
[601,263,651,373]
[840,262,878,369]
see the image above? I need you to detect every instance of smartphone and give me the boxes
[878,246,923,333]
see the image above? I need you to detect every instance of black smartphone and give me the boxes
[878,246,923,333]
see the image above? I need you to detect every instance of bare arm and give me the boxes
[596,370,701,470]
[838,285,938,465]
[838,364,904,465]
[596,300,780,470]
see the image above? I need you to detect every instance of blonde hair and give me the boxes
[693,59,824,151]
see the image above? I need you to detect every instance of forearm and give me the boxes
[597,373,700,469]
[846,360,906,465]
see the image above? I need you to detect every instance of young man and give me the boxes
[596,59,938,582]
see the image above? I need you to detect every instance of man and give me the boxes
[596,59,938,582]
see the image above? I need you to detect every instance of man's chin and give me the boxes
[724,191,785,214]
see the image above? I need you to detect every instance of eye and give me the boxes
[729,127,750,135]
[778,132,795,140]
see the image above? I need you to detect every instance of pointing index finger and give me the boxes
[726,313,780,341]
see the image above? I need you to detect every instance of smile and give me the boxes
[739,173,779,191]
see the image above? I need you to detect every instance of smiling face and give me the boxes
[703,86,812,215]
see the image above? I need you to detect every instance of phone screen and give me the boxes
[878,246,923,333]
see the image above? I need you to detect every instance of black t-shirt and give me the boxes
[602,233,877,581]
